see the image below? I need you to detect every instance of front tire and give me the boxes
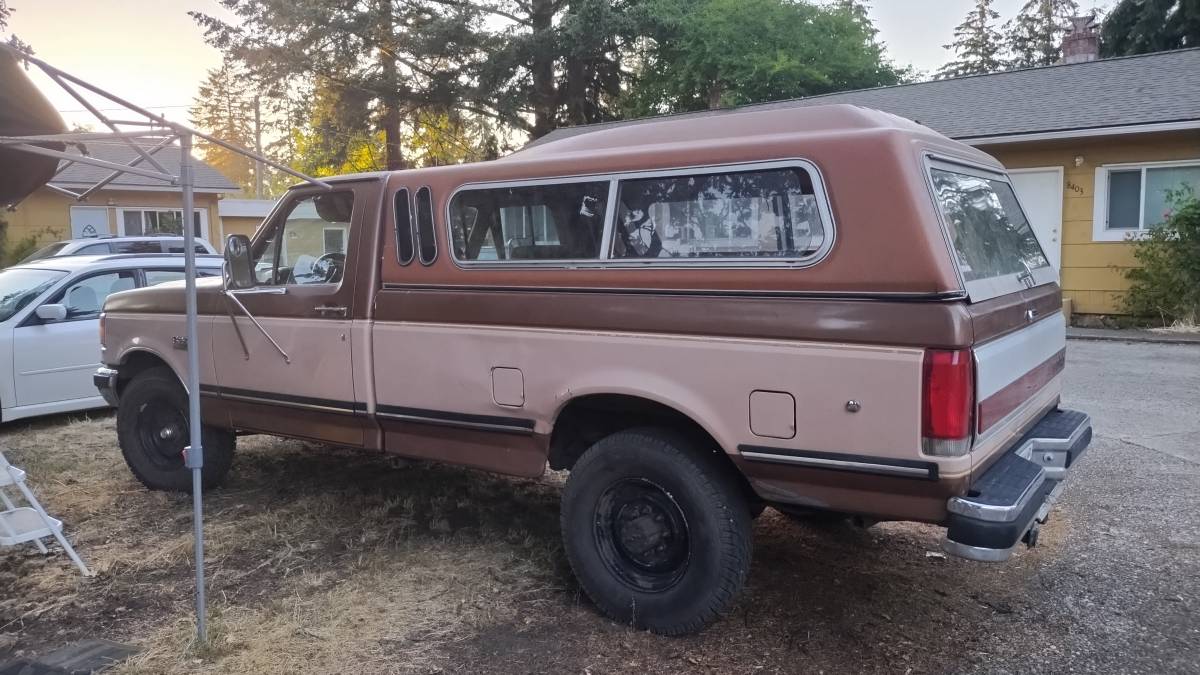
[117,367,235,492]
[560,427,752,635]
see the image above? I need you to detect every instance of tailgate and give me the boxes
[972,311,1066,454]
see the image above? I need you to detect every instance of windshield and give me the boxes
[18,241,70,264]
[0,268,68,322]
[931,167,1052,298]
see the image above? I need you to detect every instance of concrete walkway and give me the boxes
[1067,326,1200,345]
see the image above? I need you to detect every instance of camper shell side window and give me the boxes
[445,160,835,268]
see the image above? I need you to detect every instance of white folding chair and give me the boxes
[0,450,91,576]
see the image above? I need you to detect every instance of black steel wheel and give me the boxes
[594,477,691,593]
[561,427,752,635]
[117,366,235,492]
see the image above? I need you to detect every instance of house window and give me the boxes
[119,208,207,240]
[1095,161,1200,241]
[323,227,347,254]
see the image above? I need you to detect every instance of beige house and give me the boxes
[3,143,238,252]
[218,198,276,243]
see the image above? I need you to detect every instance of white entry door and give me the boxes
[69,206,111,239]
[1009,168,1064,271]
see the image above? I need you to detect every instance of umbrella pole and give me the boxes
[177,129,207,645]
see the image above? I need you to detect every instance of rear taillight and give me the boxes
[98,311,106,348]
[922,349,974,457]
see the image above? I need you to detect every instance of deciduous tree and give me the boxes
[623,0,908,115]
[937,0,1006,78]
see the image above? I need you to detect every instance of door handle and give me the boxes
[314,305,348,318]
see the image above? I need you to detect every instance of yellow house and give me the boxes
[2,142,238,254]
[217,198,276,243]
[525,48,1200,317]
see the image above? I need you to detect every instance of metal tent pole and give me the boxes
[177,129,207,644]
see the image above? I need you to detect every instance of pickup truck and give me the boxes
[95,104,1091,635]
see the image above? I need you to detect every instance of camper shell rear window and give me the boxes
[928,160,1056,301]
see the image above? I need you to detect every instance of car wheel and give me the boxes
[117,367,234,492]
[560,427,752,635]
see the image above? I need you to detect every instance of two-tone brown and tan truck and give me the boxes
[95,105,1091,635]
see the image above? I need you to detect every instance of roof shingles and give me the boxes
[525,48,1200,149]
[50,141,239,192]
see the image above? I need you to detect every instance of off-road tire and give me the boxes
[117,367,235,492]
[560,427,752,635]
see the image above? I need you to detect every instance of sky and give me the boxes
[2,0,1116,129]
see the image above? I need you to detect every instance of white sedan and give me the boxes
[0,253,223,423]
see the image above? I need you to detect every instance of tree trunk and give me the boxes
[529,0,558,139]
[377,0,404,170]
[707,83,724,110]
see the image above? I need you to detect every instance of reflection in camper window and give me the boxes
[612,167,825,259]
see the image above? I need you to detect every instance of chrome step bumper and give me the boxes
[942,409,1091,562]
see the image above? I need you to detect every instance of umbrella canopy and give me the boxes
[0,49,67,205]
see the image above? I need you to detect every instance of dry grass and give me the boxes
[0,412,569,674]
[1149,319,1200,334]
[1,412,1100,674]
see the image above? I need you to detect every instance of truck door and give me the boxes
[210,182,376,446]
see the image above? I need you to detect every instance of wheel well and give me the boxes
[548,394,759,506]
[115,351,174,396]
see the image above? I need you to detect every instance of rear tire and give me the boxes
[117,367,234,492]
[560,427,752,635]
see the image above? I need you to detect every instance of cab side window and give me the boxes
[53,270,137,321]
[255,191,355,286]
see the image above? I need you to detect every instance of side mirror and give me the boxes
[35,304,68,322]
[223,234,256,290]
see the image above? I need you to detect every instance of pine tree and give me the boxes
[189,61,257,194]
[1005,0,1080,68]
[1101,0,1200,56]
[937,0,1006,79]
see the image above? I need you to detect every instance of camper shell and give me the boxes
[96,104,1091,635]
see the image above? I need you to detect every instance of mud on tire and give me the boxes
[560,427,753,635]
[117,367,235,492]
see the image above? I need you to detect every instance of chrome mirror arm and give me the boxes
[221,289,291,364]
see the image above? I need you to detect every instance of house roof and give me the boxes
[523,48,1200,151]
[218,198,276,218]
[49,141,240,193]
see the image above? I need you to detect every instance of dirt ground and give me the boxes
[0,340,1197,674]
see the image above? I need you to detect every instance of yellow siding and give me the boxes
[220,216,265,247]
[2,188,223,252]
[987,131,1200,314]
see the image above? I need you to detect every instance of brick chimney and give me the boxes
[1061,15,1100,64]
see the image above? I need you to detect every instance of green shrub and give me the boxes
[1123,187,1200,325]
[0,216,61,268]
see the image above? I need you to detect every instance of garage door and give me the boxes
[1008,168,1064,272]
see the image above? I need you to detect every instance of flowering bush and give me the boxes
[1124,187,1200,325]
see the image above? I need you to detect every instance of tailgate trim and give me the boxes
[977,348,1065,433]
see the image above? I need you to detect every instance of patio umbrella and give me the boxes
[0,48,67,205]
